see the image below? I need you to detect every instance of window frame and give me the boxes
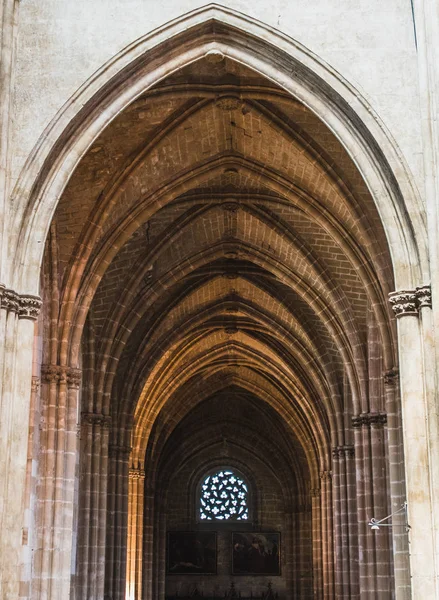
[196,466,253,524]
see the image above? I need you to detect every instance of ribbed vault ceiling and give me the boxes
[46,54,396,495]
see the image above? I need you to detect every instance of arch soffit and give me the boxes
[10,3,428,294]
[131,346,331,471]
[116,297,340,428]
[141,379,326,484]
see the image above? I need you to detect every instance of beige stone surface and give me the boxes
[0,2,439,599]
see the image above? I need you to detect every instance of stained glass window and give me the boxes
[199,469,249,521]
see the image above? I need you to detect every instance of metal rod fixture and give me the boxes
[368,501,410,532]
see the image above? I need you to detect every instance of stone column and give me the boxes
[0,288,41,599]
[127,468,145,600]
[352,415,372,598]
[20,375,41,599]
[345,446,359,599]
[76,412,111,599]
[389,286,439,598]
[369,414,392,598]
[311,487,323,600]
[142,480,156,600]
[331,449,343,599]
[320,470,334,600]
[383,368,411,600]
[332,446,358,599]
[35,363,81,600]
[353,413,391,598]
[105,443,131,600]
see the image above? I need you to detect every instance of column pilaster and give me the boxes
[311,487,323,600]
[77,411,111,600]
[0,287,41,599]
[383,368,411,600]
[389,285,438,598]
[320,470,334,599]
[36,363,81,600]
[127,468,145,600]
[106,442,132,600]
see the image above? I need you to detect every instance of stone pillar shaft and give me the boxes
[0,288,41,599]
[127,468,145,600]
[384,370,410,600]
[311,490,323,600]
[105,443,131,600]
[77,413,110,599]
[389,287,439,598]
[35,364,81,600]
[320,471,334,599]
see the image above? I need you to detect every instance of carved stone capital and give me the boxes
[82,412,112,428]
[384,368,399,386]
[416,284,432,309]
[129,468,145,480]
[1,288,20,314]
[19,295,42,320]
[108,444,132,458]
[388,290,418,317]
[352,412,387,428]
[41,364,81,387]
[0,286,42,319]
[41,364,63,383]
[368,413,387,427]
[332,447,342,459]
[332,445,355,459]
[343,445,355,458]
[320,470,332,482]
[352,415,364,428]
[66,368,82,389]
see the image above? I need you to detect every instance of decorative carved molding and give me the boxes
[416,284,432,309]
[389,284,432,317]
[129,468,145,480]
[205,49,225,64]
[332,445,355,459]
[108,444,132,458]
[41,365,62,383]
[81,412,112,427]
[320,470,332,482]
[41,364,82,388]
[383,368,399,386]
[224,325,238,335]
[388,290,418,317]
[223,202,240,213]
[352,412,387,428]
[1,288,20,313]
[0,286,42,319]
[19,295,43,320]
[67,368,82,389]
[332,447,341,459]
[343,445,355,458]
[216,95,242,110]
[310,488,321,498]
[31,376,40,394]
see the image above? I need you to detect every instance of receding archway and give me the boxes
[5,6,434,600]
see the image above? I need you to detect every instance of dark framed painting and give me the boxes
[232,532,281,575]
[167,531,217,575]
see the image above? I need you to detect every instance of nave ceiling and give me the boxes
[43,54,396,487]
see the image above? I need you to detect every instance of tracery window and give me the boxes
[199,469,249,521]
